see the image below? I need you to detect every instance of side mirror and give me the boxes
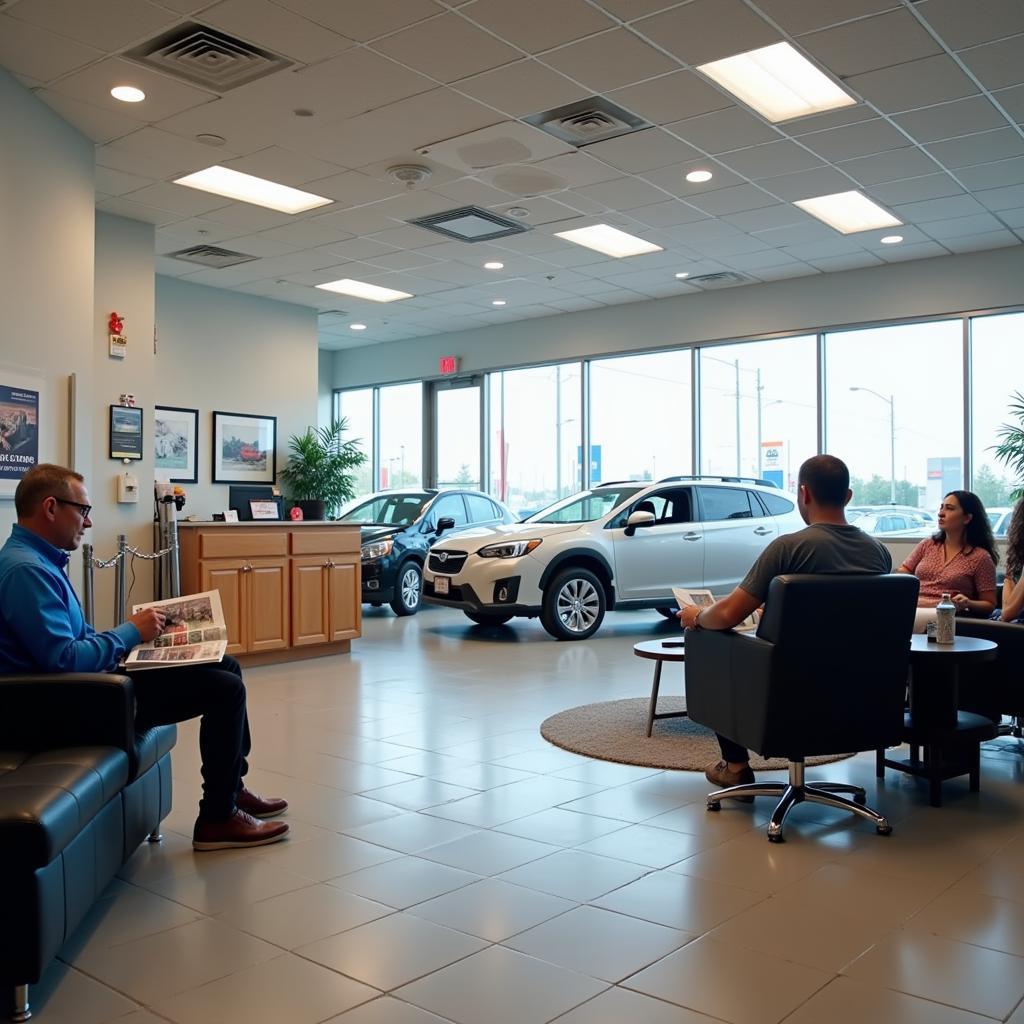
[624,510,655,537]
[436,516,457,535]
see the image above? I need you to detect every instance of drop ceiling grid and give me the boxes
[3,0,1023,344]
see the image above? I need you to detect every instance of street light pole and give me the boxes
[734,359,741,476]
[850,387,896,503]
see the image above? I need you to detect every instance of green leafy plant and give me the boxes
[993,390,1024,501]
[278,419,367,516]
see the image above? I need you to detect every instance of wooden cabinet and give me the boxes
[179,523,361,665]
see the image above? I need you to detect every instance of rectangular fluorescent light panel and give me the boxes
[793,190,902,234]
[697,42,856,123]
[174,165,332,214]
[553,224,662,258]
[316,278,413,302]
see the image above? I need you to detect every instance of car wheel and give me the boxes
[390,562,422,616]
[655,607,677,619]
[541,567,605,640]
[464,610,514,626]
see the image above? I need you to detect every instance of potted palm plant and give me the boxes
[278,418,367,521]
[994,391,1024,500]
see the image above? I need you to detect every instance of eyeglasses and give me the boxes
[53,498,92,519]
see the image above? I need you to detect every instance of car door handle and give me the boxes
[683,532,702,541]
[753,527,772,535]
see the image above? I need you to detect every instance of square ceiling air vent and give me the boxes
[166,245,258,269]
[524,96,649,147]
[408,207,530,242]
[126,23,292,92]
[689,272,751,288]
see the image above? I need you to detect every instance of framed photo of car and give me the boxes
[212,411,276,484]
[154,405,198,483]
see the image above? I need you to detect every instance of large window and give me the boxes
[699,336,816,489]
[378,382,422,489]
[337,387,374,497]
[436,384,481,489]
[590,351,692,483]
[489,362,581,518]
[825,319,963,514]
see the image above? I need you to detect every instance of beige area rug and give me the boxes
[540,697,854,772]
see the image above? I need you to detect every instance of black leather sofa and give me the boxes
[955,617,1024,726]
[0,673,175,1023]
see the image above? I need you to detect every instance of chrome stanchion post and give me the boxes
[82,543,95,628]
[167,509,180,598]
[114,534,127,625]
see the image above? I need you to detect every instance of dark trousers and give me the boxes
[717,733,750,764]
[130,655,250,822]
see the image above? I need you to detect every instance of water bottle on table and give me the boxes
[936,592,956,645]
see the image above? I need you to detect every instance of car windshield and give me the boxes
[530,487,643,524]
[339,493,432,526]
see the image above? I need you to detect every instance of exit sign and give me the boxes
[439,355,459,375]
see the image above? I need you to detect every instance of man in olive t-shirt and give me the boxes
[678,455,891,792]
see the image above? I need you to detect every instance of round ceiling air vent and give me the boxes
[387,164,433,189]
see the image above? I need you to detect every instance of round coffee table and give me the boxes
[634,638,688,737]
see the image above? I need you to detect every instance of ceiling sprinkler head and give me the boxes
[506,206,530,218]
[387,164,432,190]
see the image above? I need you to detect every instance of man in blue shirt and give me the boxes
[0,464,289,851]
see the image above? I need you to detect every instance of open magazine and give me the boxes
[672,587,760,633]
[123,590,228,670]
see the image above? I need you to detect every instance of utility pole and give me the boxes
[756,368,763,478]
[734,358,741,476]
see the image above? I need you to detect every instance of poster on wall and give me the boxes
[110,404,144,460]
[0,371,42,498]
[212,410,277,484]
[154,406,199,483]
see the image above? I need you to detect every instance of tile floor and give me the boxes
[25,607,1024,1023]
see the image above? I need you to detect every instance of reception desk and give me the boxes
[177,522,361,665]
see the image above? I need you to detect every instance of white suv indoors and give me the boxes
[421,477,804,640]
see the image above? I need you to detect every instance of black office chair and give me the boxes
[684,573,919,842]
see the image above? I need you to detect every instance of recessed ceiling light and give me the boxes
[483,261,504,270]
[793,191,901,235]
[110,85,145,103]
[554,224,663,258]
[316,278,413,302]
[492,299,507,306]
[686,170,713,183]
[880,234,903,245]
[349,323,368,330]
[174,165,332,214]
[697,41,856,123]
[675,272,690,279]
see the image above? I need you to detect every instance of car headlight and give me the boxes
[476,539,542,558]
[361,539,393,561]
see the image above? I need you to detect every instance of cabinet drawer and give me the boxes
[199,531,288,559]
[290,529,360,556]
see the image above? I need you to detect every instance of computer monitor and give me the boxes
[228,485,281,521]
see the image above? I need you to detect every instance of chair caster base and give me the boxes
[706,800,721,812]
[147,829,163,843]
[876,821,892,836]
[12,984,31,1022]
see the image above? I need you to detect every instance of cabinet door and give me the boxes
[247,558,290,653]
[327,558,360,641]
[291,556,329,646]
[200,560,247,655]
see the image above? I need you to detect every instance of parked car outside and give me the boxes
[988,507,1013,537]
[421,477,804,640]
[854,510,930,536]
[337,489,515,616]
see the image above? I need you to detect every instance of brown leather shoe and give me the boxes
[236,786,288,819]
[705,760,756,803]
[193,809,289,851]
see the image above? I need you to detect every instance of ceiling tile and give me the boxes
[531,152,623,188]
[958,36,1024,91]
[799,9,942,77]
[575,176,668,209]
[368,224,450,249]
[753,0,898,35]
[584,128,700,173]
[994,85,1024,123]
[539,29,677,93]
[463,0,615,53]
[926,127,1024,169]
[37,90,145,144]
[0,15,103,81]
[97,126,239,179]
[688,183,777,215]
[95,196,183,227]
[272,0,444,42]
[199,201,295,232]
[974,183,1024,212]
[753,222,836,246]
[757,166,857,201]
[922,211,1007,239]
[255,220,353,248]
[750,262,819,281]
[222,147,343,187]
[432,177,517,208]
[724,248,806,269]
[784,238,862,259]
[669,107,779,154]
[807,252,885,272]
[725,203,815,232]
[847,54,979,113]
[890,194,988,222]
[371,13,520,83]
[941,230,1020,253]
[608,71,733,126]
[635,0,780,65]
[720,140,825,178]
[8,0,177,51]
[996,207,1024,228]
[641,160,746,196]
[800,119,909,162]
[893,96,1010,143]
[96,166,156,196]
[198,0,354,64]
[590,0,690,19]
[299,170,403,205]
[870,173,964,204]
[454,60,588,118]
[956,155,1024,190]
[627,200,709,227]
[837,146,939,185]
[122,181,231,216]
[920,0,1024,50]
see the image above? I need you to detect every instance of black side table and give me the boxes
[877,634,998,806]
[634,639,688,737]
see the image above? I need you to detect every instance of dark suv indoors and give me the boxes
[338,489,515,616]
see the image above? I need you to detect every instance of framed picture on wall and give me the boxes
[109,404,143,461]
[212,410,276,484]
[154,405,199,483]
[0,367,42,498]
